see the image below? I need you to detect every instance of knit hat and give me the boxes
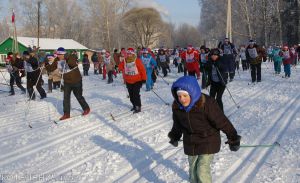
[210,48,221,56]
[56,47,66,55]
[46,54,54,59]
[249,39,255,44]
[127,47,135,54]
[200,45,206,50]
[176,88,189,96]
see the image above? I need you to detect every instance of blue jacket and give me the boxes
[141,54,157,69]
[171,76,201,112]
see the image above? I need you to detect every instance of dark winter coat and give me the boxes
[11,57,24,76]
[246,44,262,64]
[26,56,41,83]
[156,51,170,68]
[82,56,90,70]
[219,42,237,73]
[91,53,99,63]
[206,56,228,86]
[169,76,238,156]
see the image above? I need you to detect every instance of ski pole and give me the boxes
[151,89,170,105]
[216,68,240,109]
[24,65,45,128]
[158,74,170,85]
[240,141,280,148]
[263,57,269,69]
[236,58,241,79]
[0,69,10,86]
[51,61,68,124]
[122,83,129,98]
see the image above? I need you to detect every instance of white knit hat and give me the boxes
[176,89,189,96]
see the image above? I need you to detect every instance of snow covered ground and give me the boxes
[0,62,299,183]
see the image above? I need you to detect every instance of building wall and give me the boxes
[0,38,28,54]
[0,38,27,64]
[0,37,88,63]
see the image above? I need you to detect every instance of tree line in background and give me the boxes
[0,0,203,50]
[0,0,298,51]
[198,0,300,47]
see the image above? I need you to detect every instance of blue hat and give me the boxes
[57,47,66,55]
[46,54,55,58]
[171,76,201,112]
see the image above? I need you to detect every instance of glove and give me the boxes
[225,135,241,152]
[206,80,211,87]
[168,133,178,147]
[169,139,178,147]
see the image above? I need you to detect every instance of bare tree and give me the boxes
[197,0,292,46]
[174,23,202,47]
[0,19,11,42]
[120,7,165,48]
[86,0,130,50]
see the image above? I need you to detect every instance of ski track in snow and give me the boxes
[0,63,299,183]
[218,86,300,183]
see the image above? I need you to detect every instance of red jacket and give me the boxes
[181,50,200,78]
[119,57,147,84]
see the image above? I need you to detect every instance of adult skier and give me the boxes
[6,52,26,95]
[45,47,90,120]
[218,38,237,82]
[23,50,46,100]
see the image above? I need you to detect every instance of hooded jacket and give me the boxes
[169,76,238,155]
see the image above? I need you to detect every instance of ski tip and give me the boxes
[110,113,116,121]
[274,141,280,146]
[53,121,58,124]
[28,125,33,128]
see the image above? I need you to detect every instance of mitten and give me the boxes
[169,139,178,147]
[168,133,178,147]
[225,135,241,151]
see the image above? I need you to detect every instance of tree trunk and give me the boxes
[276,0,283,45]
[298,0,300,43]
[262,0,268,46]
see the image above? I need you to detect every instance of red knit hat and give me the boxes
[127,47,135,54]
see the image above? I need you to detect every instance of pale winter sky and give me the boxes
[0,0,201,27]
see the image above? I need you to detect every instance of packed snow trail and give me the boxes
[0,63,299,182]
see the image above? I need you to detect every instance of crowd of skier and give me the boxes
[1,38,300,183]
[2,38,300,118]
